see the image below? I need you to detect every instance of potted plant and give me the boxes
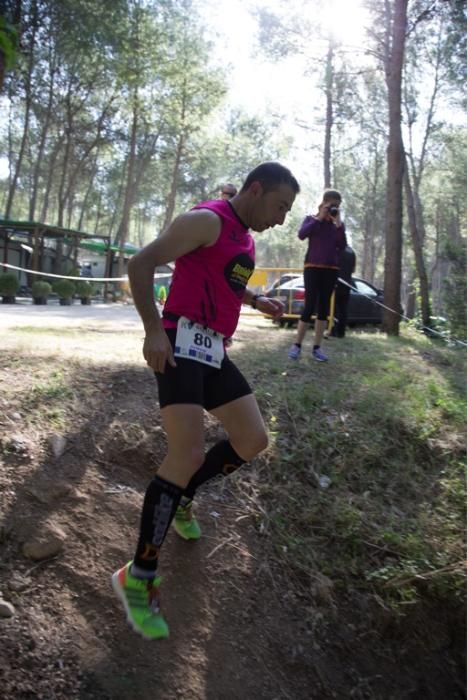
[75,280,94,305]
[0,272,20,304]
[31,280,52,305]
[53,278,76,306]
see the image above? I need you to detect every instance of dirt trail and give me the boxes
[0,311,316,699]
[0,307,464,699]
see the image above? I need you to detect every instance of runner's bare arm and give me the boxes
[128,210,221,334]
[243,289,284,320]
[128,210,221,373]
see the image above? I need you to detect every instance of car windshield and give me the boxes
[354,280,377,297]
[278,276,304,289]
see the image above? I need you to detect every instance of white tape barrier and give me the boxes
[0,261,169,282]
[1,260,464,347]
[338,277,412,321]
[338,277,467,348]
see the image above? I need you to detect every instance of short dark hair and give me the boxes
[241,162,300,194]
[323,188,342,202]
[221,183,237,195]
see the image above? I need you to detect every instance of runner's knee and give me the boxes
[186,446,205,473]
[234,428,268,461]
[166,444,205,474]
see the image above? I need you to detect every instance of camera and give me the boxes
[328,205,339,217]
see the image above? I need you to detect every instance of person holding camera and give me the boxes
[288,189,347,362]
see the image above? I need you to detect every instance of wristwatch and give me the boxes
[251,294,262,309]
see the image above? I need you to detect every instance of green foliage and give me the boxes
[0,17,18,71]
[53,278,76,299]
[0,0,464,306]
[443,239,467,340]
[0,272,20,296]
[31,280,52,298]
[439,0,467,109]
[75,280,94,298]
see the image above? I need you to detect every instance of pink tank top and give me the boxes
[162,200,255,338]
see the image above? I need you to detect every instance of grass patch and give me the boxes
[10,326,86,335]
[233,324,466,610]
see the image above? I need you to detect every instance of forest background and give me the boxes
[0,0,466,338]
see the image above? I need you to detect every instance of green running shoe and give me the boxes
[172,500,201,540]
[111,562,169,640]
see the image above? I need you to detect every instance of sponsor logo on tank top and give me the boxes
[224,253,254,295]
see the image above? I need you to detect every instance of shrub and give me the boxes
[53,278,76,299]
[75,280,94,298]
[0,272,20,297]
[31,280,52,298]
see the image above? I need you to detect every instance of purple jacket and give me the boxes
[298,215,347,268]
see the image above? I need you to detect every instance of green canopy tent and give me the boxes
[72,239,140,255]
[0,218,112,286]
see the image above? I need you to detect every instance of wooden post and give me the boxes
[29,226,40,286]
[2,229,9,266]
[327,289,336,334]
[104,238,113,300]
[73,235,79,268]
[39,232,45,272]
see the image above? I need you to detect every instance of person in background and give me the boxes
[332,244,356,338]
[112,162,299,640]
[219,183,237,200]
[288,189,346,362]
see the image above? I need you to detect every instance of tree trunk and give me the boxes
[4,0,37,219]
[108,168,126,239]
[161,133,185,233]
[430,200,443,315]
[66,192,75,229]
[402,17,441,330]
[115,90,139,279]
[54,105,72,272]
[40,134,64,222]
[403,157,431,328]
[361,149,382,283]
[405,269,416,319]
[323,40,334,189]
[77,154,99,231]
[57,89,73,229]
[29,45,56,221]
[60,98,113,224]
[382,0,408,335]
[94,190,103,235]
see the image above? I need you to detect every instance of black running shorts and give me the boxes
[155,328,252,410]
[301,267,338,322]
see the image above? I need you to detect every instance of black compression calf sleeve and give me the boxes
[184,440,246,500]
[133,475,183,572]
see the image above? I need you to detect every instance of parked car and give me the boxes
[266,273,302,293]
[264,275,385,327]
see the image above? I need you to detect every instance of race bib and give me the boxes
[175,317,225,368]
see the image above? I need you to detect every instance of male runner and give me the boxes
[112,162,300,639]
